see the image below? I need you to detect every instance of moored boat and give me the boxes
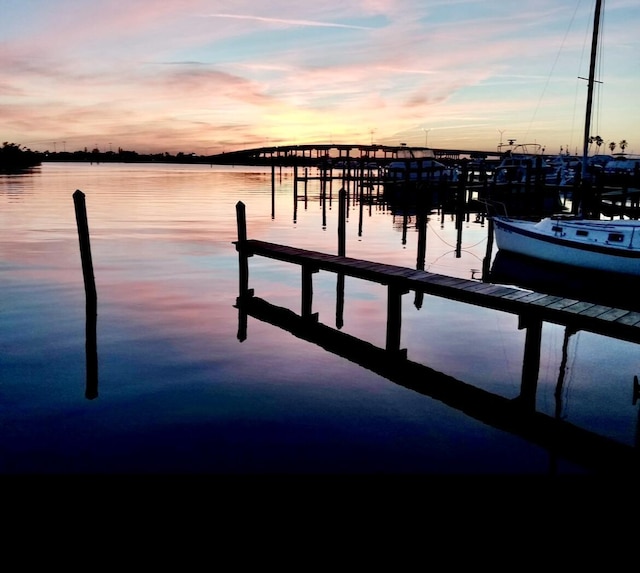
[384,147,458,184]
[491,0,640,275]
[492,215,640,276]
[494,144,558,184]
[382,147,458,207]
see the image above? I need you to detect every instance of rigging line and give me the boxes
[427,222,487,250]
[523,2,581,144]
[425,249,484,272]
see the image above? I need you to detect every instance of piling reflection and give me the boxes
[85,300,98,400]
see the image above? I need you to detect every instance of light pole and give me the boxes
[422,128,431,147]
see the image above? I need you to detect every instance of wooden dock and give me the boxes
[234,201,640,473]
[236,237,640,347]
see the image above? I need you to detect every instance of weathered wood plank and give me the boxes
[531,295,565,308]
[562,301,597,314]
[616,312,640,326]
[516,292,552,304]
[579,305,615,318]
[598,308,634,322]
[547,298,582,311]
[501,289,535,301]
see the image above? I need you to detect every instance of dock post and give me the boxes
[338,188,347,256]
[358,184,364,237]
[482,217,494,280]
[414,210,427,309]
[293,159,298,214]
[271,162,276,218]
[72,190,98,400]
[235,201,254,303]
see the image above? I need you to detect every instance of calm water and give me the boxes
[1,162,639,474]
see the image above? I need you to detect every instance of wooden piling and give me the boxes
[235,201,254,302]
[338,188,346,257]
[271,162,276,218]
[72,190,98,399]
[482,217,495,280]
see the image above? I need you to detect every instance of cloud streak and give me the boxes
[202,13,375,30]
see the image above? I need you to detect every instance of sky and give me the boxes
[2,0,639,156]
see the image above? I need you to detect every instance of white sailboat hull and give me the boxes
[492,216,640,276]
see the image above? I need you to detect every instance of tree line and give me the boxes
[1,141,222,172]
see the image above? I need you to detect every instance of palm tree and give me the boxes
[620,139,628,153]
[594,135,604,151]
[609,141,616,153]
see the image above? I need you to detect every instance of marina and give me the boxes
[3,161,640,475]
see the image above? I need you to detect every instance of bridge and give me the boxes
[208,143,503,166]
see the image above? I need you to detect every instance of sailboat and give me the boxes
[491,0,640,277]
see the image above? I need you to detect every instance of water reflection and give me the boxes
[5,162,640,474]
[236,293,640,475]
[489,249,640,313]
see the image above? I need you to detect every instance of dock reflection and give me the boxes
[235,294,640,475]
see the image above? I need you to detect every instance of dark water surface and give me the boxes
[2,162,639,475]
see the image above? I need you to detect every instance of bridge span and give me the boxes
[208,143,503,166]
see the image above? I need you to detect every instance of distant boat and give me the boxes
[491,0,640,275]
[382,147,458,207]
[384,148,458,184]
[494,143,560,185]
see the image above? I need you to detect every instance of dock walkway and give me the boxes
[238,238,640,345]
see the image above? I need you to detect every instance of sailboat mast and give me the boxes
[581,0,603,181]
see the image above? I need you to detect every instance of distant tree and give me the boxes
[609,141,616,153]
[594,135,604,151]
[0,141,41,172]
[620,139,628,152]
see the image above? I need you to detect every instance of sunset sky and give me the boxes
[2,0,639,156]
